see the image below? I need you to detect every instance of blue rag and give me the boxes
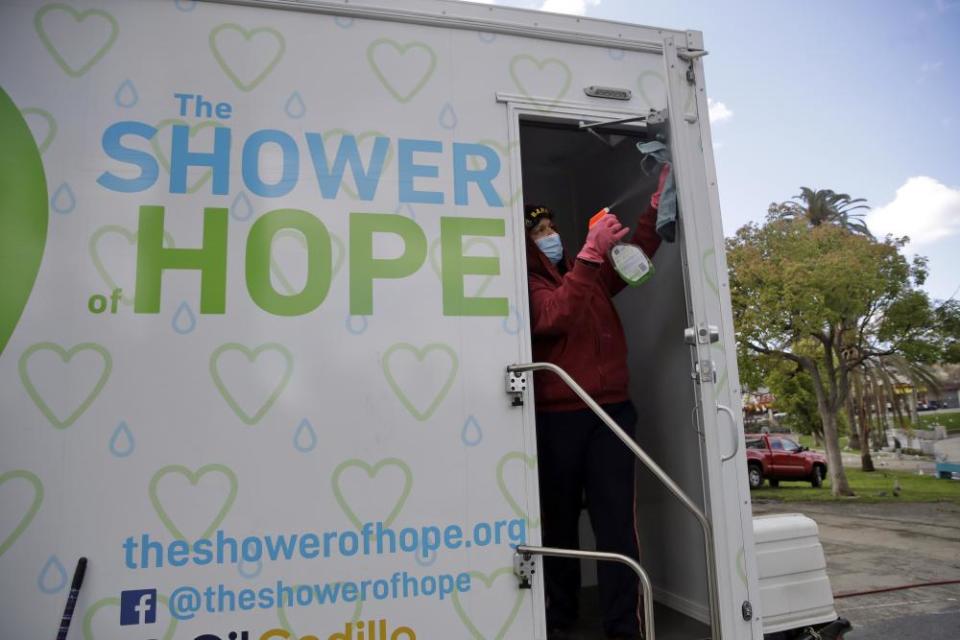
[636,140,677,243]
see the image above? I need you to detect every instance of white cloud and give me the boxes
[708,98,733,124]
[867,176,960,246]
[538,0,600,15]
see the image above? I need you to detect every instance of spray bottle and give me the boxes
[589,207,655,286]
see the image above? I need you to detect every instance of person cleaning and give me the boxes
[524,164,668,639]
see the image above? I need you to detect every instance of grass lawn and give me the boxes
[917,411,960,434]
[751,467,960,504]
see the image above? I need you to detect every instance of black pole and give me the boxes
[55,557,87,640]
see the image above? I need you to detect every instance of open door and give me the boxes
[512,109,714,639]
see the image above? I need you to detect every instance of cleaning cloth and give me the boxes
[637,140,677,243]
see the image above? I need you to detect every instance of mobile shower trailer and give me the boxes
[1,0,837,638]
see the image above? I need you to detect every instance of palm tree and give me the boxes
[846,352,940,471]
[768,187,873,236]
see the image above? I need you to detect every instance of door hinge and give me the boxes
[514,550,535,589]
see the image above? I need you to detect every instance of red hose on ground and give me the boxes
[834,579,960,599]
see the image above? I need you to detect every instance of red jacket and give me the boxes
[527,205,662,412]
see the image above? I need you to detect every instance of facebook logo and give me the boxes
[120,588,157,626]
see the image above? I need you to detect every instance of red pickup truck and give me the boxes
[745,434,828,489]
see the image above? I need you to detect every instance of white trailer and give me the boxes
[0,1,843,638]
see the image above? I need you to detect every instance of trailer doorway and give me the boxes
[518,117,712,639]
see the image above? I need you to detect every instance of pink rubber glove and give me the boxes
[577,213,630,264]
[650,162,671,210]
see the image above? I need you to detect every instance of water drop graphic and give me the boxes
[231,191,253,221]
[477,32,497,43]
[334,16,354,28]
[174,0,197,11]
[37,555,68,594]
[50,183,75,214]
[293,418,318,453]
[109,421,135,458]
[415,548,438,567]
[438,103,458,130]
[461,415,483,447]
[346,315,369,335]
[171,301,197,335]
[115,79,139,108]
[502,305,522,335]
[394,202,415,220]
[238,558,263,579]
[284,91,306,119]
[607,48,626,60]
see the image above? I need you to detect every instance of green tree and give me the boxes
[768,187,872,236]
[744,341,825,438]
[847,354,940,471]
[728,219,913,496]
[766,358,824,437]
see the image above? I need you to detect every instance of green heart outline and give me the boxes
[149,464,238,541]
[509,54,571,111]
[209,23,286,92]
[428,236,500,299]
[496,452,540,529]
[83,594,177,640]
[209,342,293,425]
[469,139,521,206]
[331,457,413,531]
[322,128,395,200]
[18,342,112,429]
[150,118,220,194]
[269,228,346,296]
[451,567,527,640]
[34,4,118,78]
[277,584,363,637]
[0,469,43,557]
[636,70,695,113]
[736,547,748,588]
[382,342,458,422]
[699,248,730,402]
[89,225,175,306]
[366,38,437,104]
[702,247,719,298]
[20,107,57,154]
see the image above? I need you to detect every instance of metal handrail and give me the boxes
[516,544,655,640]
[508,361,720,640]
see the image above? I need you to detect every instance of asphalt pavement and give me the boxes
[752,501,960,639]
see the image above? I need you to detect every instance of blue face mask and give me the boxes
[535,233,563,264]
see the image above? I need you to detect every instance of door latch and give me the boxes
[692,359,717,384]
[685,323,720,345]
[677,48,709,85]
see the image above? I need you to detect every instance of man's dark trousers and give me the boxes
[535,400,641,637]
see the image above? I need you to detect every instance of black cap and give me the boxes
[524,204,553,229]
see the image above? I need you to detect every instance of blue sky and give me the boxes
[465,0,960,302]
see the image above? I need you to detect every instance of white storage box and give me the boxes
[753,514,839,634]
